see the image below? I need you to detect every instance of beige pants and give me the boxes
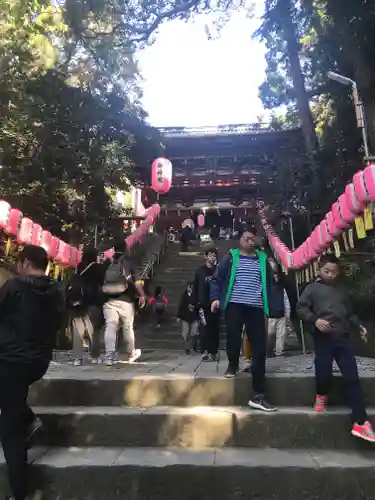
[268,317,287,355]
[103,299,135,355]
[71,306,101,359]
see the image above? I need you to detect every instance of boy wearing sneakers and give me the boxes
[297,254,375,442]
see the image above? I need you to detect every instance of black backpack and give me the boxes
[66,262,95,308]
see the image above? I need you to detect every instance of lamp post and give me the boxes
[327,71,370,159]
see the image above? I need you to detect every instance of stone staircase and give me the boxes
[138,240,235,351]
[4,352,375,499]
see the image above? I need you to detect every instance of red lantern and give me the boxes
[151,158,172,194]
[5,209,22,236]
[31,223,42,246]
[17,217,33,245]
[0,201,11,230]
[197,214,205,227]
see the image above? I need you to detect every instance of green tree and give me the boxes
[0,0,162,245]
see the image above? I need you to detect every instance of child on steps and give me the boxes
[297,254,375,443]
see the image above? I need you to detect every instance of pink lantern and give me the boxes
[332,201,349,230]
[48,237,60,260]
[151,158,172,194]
[197,214,205,227]
[5,209,22,236]
[31,223,42,246]
[345,183,364,215]
[326,211,341,237]
[363,164,375,201]
[17,217,33,245]
[40,230,52,253]
[338,194,355,225]
[353,171,370,204]
[61,244,71,266]
[104,248,114,260]
[55,241,66,264]
[0,201,10,230]
[319,219,333,247]
[70,247,79,267]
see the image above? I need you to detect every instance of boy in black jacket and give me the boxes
[297,254,375,442]
[194,248,220,361]
[177,282,199,354]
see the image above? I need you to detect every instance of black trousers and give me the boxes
[225,303,267,394]
[314,333,367,424]
[0,360,49,500]
[200,308,220,354]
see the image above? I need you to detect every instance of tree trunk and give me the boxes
[279,0,319,153]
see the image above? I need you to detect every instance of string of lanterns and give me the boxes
[0,201,160,276]
[258,163,375,279]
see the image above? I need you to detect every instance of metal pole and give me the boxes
[289,215,306,355]
[352,84,370,158]
[94,225,98,249]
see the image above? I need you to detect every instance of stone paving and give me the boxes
[46,350,375,379]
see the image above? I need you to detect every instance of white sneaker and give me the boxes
[91,357,101,365]
[73,357,83,367]
[243,360,251,372]
[104,352,115,366]
[128,349,141,363]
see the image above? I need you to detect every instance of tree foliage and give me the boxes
[0,0,165,245]
[256,0,375,208]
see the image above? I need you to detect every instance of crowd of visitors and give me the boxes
[1,224,375,499]
[175,225,375,438]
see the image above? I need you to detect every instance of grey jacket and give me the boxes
[297,280,361,336]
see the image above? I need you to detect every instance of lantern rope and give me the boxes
[0,201,161,269]
[257,164,375,270]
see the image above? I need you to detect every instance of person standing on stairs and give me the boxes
[194,248,220,361]
[67,247,105,366]
[0,245,66,500]
[177,282,199,354]
[149,285,168,328]
[267,258,291,357]
[297,254,375,442]
[210,226,277,412]
[102,239,146,366]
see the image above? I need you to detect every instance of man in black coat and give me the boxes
[0,245,66,500]
[194,248,220,361]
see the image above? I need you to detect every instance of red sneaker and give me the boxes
[351,421,375,442]
[314,395,327,412]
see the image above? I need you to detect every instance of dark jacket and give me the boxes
[76,261,105,308]
[297,280,361,336]
[0,276,66,362]
[210,248,275,317]
[178,291,198,323]
[194,264,216,309]
[268,278,291,319]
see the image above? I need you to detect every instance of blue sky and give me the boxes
[136,4,266,127]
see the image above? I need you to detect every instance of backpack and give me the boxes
[153,295,167,312]
[102,257,131,295]
[66,262,95,308]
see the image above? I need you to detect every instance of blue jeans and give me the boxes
[314,332,367,424]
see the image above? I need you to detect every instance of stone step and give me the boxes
[29,369,375,408]
[4,447,375,499]
[137,338,200,350]
[33,406,375,450]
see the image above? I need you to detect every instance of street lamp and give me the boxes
[328,71,370,159]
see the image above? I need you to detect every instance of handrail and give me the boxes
[140,231,168,281]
